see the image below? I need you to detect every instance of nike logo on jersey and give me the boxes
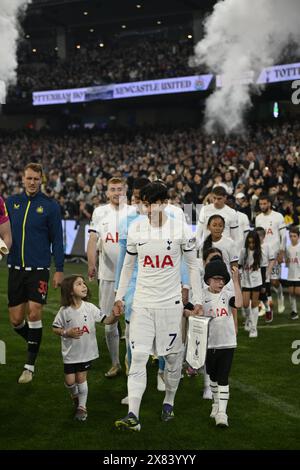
[66,319,71,323]
[138,242,147,246]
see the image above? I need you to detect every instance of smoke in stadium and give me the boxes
[0,0,30,104]
[193,0,300,133]
[0,0,300,458]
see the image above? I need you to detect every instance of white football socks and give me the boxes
[77,381,88,409]
[105,323,120,366]
[163,352,182,407]
[128,351,149,418]
[289,294,297,313]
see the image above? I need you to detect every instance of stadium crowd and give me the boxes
[11,38,200,98]
[0,122,300,226]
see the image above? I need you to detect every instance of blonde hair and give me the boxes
[108,177,125,187]
[24,163,43,176]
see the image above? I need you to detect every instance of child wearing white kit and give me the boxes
[285,226,300,320]
[53,275,120,421]
[239,231,265,338]
[202,260,242,427]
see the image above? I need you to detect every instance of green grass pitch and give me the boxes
[0,260,299,450]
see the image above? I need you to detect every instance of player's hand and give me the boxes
[113,300,124,317]
[183,308,193,318]
[193,304,203,316]
[88,265,96,281]
[52,271,64,289]
[67,327,82,339]
[231,265,240,283]
[277,252,284,264]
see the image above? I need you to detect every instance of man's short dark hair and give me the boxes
[256,226,266,236]
[140,182,169,204]
[259,194,271,203]
[289,225,300,236]
[212,186,227,197]
[132,177,150,191]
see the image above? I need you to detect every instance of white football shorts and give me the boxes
[99,279,115,315]
[270,262,281,281]
[129,305,184,356]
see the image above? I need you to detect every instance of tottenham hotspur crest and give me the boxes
[195,339,200,357]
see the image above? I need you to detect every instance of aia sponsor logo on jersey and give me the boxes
[143,255,174,268]
[80,325,90,334]
[105,232,119,243]
[244,264,252,272]
[208,307,229,317]
[291,257,299,264]
[266,228,273,235]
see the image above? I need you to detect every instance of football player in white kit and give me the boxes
[226,194,250,253]
[197,186,239,243]
[255,195,286,314]
[114,182,202,431]
[87,177,134,378]
[285,226,300,320]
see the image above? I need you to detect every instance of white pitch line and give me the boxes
[231,379,300,420]
[258,323,300,329]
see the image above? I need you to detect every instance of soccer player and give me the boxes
[202,261,242,427]
[255,195,287,314]
[115,179,190,404]
[196,186,239,243]
[227,194,250,252]
[114,182,202,431]
[285,226,300,320]
[53,275,120,421]
[6,163,64,384]
[0,195,12,256]
[87,177,134,377]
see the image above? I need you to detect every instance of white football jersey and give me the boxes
[166,203,186,222]
[286,242,300,281]
[196,204,239,243]
[53,301,106,364]
[239,249,264,288]
[236,211,250,252]
[261,242,276,282]
[126,216,199,308]
[255,210,286,254]
[89,203,134,280]
[203,287,236,349]
[200,235,239,272]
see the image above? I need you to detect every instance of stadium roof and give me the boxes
[26,0,216,31]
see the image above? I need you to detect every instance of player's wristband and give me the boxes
[184,302,194,311]
[61,329,68,338]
